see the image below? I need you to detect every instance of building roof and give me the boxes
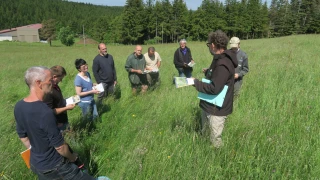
[0,23,42,34]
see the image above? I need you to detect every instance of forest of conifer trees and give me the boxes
[0,0,319,44]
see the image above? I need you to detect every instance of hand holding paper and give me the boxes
[188,61,196,67]
[92,83,104,92]
[66,95,80,105]
[174,77,194,88]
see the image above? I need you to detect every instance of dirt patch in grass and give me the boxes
[77,38,99,45]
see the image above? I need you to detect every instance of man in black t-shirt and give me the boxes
[14,66,95,179]
[43,65,75,132]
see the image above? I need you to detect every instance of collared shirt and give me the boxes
[125,53,146,84]
[144,52,161,70]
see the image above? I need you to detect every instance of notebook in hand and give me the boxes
[92,83,105,92]
[174,77,194,88]
[20,147,31,169]
[188,62,196,67]
[66,95,80,105]
[197,78,228,107]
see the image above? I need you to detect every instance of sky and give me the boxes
[68,0,203,10]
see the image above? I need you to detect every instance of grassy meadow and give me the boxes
[0,35,320,179]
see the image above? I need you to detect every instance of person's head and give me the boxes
[206,30,229,55]
[50,65,66,85]
[75,58,88,73]
[134,45,143,56]
[98,43,107,56]
[147,47,155,57]
[24,66,53,95]
[229,37,240,51]
[179,39,187,49]
[229,37,240,50]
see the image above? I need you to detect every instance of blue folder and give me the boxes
[197,78,228,107]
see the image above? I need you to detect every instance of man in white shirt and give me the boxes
[144,47,162,86]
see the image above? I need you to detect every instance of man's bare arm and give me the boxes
[55,143,77,162]
[20,137,31,149]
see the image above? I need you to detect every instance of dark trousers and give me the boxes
[30,159,95,180]
[176,67,192,78]
[146,72,160,86]
[97,82,115,102]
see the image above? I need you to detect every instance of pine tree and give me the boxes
[121,0,145,44]
[144,0,156,41]
[159,0,173,43]
[225,0,240,37]
[171,0,189,42]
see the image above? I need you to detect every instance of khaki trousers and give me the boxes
[201,110,227,148]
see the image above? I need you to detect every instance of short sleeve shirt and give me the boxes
[14,100,64,170]
[144,52,161,70]
[74,72,94,102]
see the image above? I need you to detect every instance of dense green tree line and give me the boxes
[111,0,320,43]
[1,0,319,44]
[0,0,123,41]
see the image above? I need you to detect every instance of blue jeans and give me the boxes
[176,67,192,78]
[30,159,95,180]
[78,100,98,120]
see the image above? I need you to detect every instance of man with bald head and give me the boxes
[92,43,117,104]
[125,45,148,95]
[14,66,94,179]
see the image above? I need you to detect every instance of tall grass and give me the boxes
[0,35,320,179]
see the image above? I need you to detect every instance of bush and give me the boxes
[144,36,162,45]
[58,26,75,46]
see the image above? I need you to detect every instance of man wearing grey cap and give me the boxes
[229,37,249,96]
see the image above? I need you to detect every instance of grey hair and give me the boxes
[24,66,49,88]
[179,39,187,44]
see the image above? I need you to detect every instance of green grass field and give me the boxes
[1,35,320,179]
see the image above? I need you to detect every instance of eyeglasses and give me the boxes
[80,64,88,68]
[206,43,212,47]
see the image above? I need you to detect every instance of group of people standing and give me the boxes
[14,30,248,179]
[13,43,163,179]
